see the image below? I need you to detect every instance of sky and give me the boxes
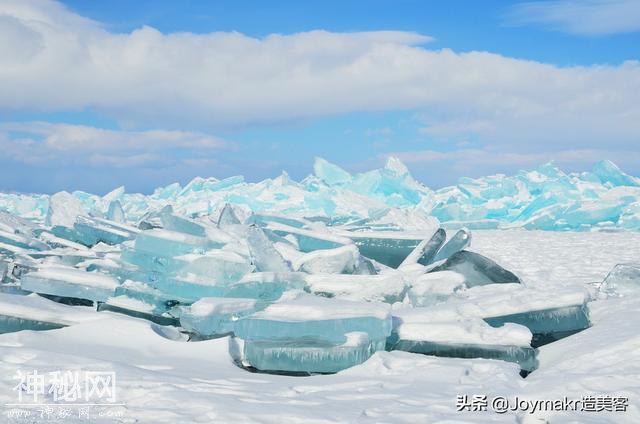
[0,0,639,194]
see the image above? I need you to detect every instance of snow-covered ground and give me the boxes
[1,230,638,423]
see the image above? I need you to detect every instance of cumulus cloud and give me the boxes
[0,122,226,167]
[0,0,637,152]
[506,0,640,36]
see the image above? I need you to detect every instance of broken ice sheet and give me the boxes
[224,272,306,301]
[0,292,102,334]
[388,314,537,372]
[336,230,433,268]
[234,293,392,344]
[305,274,408,303]
[20,266,120,302]
[246,225,291,273]
[405,283,591,347]
[294,244,359,274]
[407,270,467,307]
[180,297,260,337]
[429,250,521,286]
[599,263,640,297]
[431,228,471,264]
[399,228,446,267]
[239,331,385,374]
[134,229,210,257]
[231,280,392,374]
[266,222,351,252]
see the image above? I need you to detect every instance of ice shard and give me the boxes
[429,250,521,287]
[294,245,359,274]
[20,266,120,302]
[180,297,260,337]
[337,231,429,268]
[399,228,446,267]
[599,263,640,297]
[217,203,242,228]
[107,200,126,223]
[431,229,471,263]
[45,191,87,228]
[246,225,291,273]
[267,222,351,252]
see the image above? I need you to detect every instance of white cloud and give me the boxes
[0,122,226,167]
[506,0,640,35]
[0,0,637,157]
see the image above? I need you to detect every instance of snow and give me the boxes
[250,293,391,321]
[0,230,638,422]
[189,297,258,316]
[397,319,533,347]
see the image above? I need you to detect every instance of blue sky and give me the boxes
[1,0,639,194]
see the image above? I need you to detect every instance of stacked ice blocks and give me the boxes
[0,187,602,376]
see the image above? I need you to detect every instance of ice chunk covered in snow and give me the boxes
[305,273,408,303]
[45,191,87,228]
[389,315,537,371]
[599,263,640,297]
[294,245,359,274]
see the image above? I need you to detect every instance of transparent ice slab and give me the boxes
[246,226,291,273]
[337,231,426,268]
[429,250,521,286]
[234,294,392,344]
[0,292,101,334]
[0,229,48,251]
[134,229,209,257]
[107,200,125,223]
[98,298,179,326]
[115,280,192,313]
[599,263,640,297]
[399,228,445,267]
[217,203,242,228]
[224,272,306,301]
[20,266,120,302]
[73,216,137,246]
[267,223,351,253]
[239,332,386,373]
[431,229,471,263]
[402,284,591,348]
[388,317,537,371]
[180,297,260,336]
[391,340,537,372]
[483,304,591,347]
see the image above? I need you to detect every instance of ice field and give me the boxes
[0,158,638,423]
